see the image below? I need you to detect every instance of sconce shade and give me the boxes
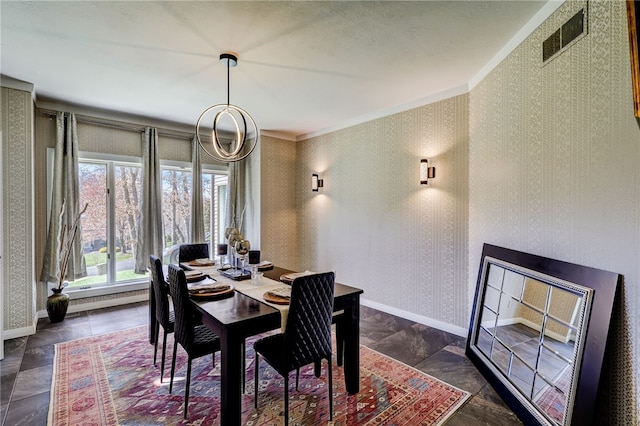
[420,159,435,185]
[312,174,324,192]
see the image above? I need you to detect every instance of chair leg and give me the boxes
[295,368,300,391]
[314,360,321,377]
[169,339,178,394]
[153,322,160,366]
[160,329,168,383]
[184,358,192,419]
[328,359,333,420]
[254,353,260,408]
[284,373,289,426]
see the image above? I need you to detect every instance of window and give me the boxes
[53,152,228,295]
[161,165,228,264]
[72,158,147,290]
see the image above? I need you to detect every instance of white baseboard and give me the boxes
[36,294,149,319]
[4,323,37,340]
[360,298,468,337]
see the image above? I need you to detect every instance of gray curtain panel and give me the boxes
[40,112,87,284]
[190,136,204,243]
[226,158,247,234]
[135,127,164,273]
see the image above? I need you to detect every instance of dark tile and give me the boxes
[11,365,52,401]
[414,345,488,394]
[36,310,89,330]
[20,344,55,371]
[359,322,396,348]
[90,317,148,336]
[1,372,17,406]
[446,392,523,426]
[24,324,93,350]
[367,327,447,367]
[1,337,28,376]
[3,391,50,426]
[361,310,415,333]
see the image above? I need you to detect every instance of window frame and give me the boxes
[46,149,228,299]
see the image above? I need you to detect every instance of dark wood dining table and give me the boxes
[149,265,363,426]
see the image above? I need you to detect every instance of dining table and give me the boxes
[148,263,363,426]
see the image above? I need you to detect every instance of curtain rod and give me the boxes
[39,109,195,141]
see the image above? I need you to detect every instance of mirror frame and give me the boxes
[466,244,620,426]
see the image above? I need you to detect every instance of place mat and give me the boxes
[187,258,215,267]
[280,270,315,284]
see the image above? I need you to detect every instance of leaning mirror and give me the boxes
[467,244,620,426]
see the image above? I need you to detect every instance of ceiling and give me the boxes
[1,1,550,140]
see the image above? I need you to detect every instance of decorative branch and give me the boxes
[56,202,89,290]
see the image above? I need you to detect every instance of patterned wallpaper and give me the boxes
[469,1,639,423]
[259,135,299,271]
[1,87,35,332]
[294,94,470,329]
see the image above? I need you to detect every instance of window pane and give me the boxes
[162,169,192,252]
[215,175,228,244]
[203,174,212,244]
[76,162,107,287]
[114,165,145,282]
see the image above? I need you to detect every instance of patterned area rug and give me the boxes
[49,326,470,425]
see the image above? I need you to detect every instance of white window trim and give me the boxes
[45,150,228,299]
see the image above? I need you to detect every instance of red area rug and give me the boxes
[49,326,470,425]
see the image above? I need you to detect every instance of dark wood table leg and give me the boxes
[343,294,360,394]
[149,278,156,344]
[220,330,244,426]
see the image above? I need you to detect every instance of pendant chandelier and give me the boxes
[196,53,258,162]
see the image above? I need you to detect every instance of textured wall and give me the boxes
[296,95,469,329]
[260,135,298,271]
[469,1,639,423]
[1,87,35,332]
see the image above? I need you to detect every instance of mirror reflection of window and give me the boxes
[472,258,592,426]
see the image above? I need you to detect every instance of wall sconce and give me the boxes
[312,174,324,192]
[420,159,435,185]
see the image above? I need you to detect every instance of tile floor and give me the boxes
[1,302,522,425]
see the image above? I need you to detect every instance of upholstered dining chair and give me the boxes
[167,264,221,419]
[149,255,174,384]
[253,272,335,426]
[178,243,210,263]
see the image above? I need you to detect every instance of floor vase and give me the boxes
[47,288,69,323]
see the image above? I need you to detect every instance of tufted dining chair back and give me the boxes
[149,254,174,383]
[178,243,209,263]
[253,271,335,425]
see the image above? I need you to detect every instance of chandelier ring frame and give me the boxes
[196,103,258,163]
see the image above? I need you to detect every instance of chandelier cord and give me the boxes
[226,57,230,106]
